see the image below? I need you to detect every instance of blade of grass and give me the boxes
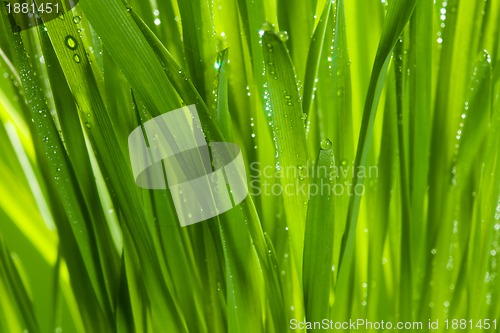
[0,234,40,333]
[302,146,335,326]
[334,0,417,321]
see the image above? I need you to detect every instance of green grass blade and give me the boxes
[302,146,335,327]
[334,0,417,321]
[0,235,40,333]
[262,30,309,256]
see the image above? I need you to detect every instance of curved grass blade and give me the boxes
[261,30,309,324]
[42,6,187,331]
[215,48,233,140]
[302,0,331,117]
[262,30,309,256]
[0,235,40,333]
[335,0,417,321]
[3,24,114,331]
[176,0,218,110]
[277,0,317,81]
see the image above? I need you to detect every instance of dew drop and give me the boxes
[278,31,289,42]
[73,16,81,24]
[320,138,332,149]
[65,36,78,50]
[261,22,274,32]
[73,54,81,63]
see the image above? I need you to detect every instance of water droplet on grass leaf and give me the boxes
[73,16,81,24]
[320,138,332,149]
[278,31,289,42]
[73,54,81,63]
[261,22,274,32]
[65,36,78,50]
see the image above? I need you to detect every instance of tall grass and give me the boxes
[0,0,499,332]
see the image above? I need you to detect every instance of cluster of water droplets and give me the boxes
[450,103,468,185]
[63,15,84,64]
[153,9,161,26]
[361,282,368,307]
[437,1,448,46]
[320,138,332,150]
[250,117,257,150]
[484,198,500,305]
